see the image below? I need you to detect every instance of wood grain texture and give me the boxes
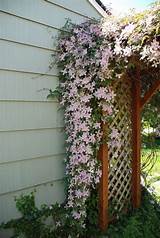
[131,68,141,208]
[99,122,109,231]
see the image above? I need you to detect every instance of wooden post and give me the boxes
[131,66,141,209]
[99,121,109,231]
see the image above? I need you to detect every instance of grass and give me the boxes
[141,148,160,175]
[141,147,160,195]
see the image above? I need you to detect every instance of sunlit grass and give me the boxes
[141,148,160,175]
[141,148,160,195]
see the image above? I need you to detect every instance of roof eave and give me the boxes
[88,0,108,17]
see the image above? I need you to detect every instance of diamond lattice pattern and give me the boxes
[108,76,133,213]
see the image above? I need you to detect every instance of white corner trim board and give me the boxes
[88,0,108,17]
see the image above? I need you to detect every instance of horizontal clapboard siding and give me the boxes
[0,39,58,75]
[0,70,59,101]
[0,129,65,164]
[45,0,101,18]
[0,0,101,234]
[0,155,65,195]
[0,12,59,50]
[0,180,65,223]
[0,0,89,29]
[0,102,64,131]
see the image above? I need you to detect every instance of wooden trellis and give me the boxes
[98,62,160,231]
[108,76,132,214]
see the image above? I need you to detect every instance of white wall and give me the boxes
[0,0,101,236]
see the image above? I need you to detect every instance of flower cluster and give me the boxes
[57,21,118,229]
[102,3,160,67]
[55,2,159,233]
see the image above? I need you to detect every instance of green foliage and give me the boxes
[85,188,100,237]
[1,187,160,237]
[47,88,61,100]
[0,190,100,238]
[0,192,48,238]
[0,192,71,238]
[142,92,160,131]
[102,187,160,238]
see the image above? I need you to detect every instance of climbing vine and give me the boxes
[54,19,119,230]
[0,2,159,238]
[48,2,160,234]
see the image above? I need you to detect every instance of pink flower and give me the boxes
[120,23,135,39]
[80,95,92,103]
[77,69,86,77]
[55,221,61,227]
[102,104,113,115]
[68,200,74,208]
[123,46,132,57]
[110,128,119,139]
[114,40,122,55]
[65,40,74,51]
[72,211,81,220]
[90,24,102,36]
[100,48,112,68]
[94,87,108,100]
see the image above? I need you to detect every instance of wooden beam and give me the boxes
[99,121,109,231]
[131,67,141,209]
[140,80,160,109]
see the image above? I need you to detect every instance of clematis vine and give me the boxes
[56,20,119,229]
[52,2,159,234]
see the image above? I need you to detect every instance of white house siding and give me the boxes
[0,0,101,236]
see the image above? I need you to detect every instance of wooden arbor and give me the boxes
[98,61,160,231]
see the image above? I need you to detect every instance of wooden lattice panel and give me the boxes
[108,76,133,213]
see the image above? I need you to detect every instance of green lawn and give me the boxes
[141,148,160,195]
[142,148,160,174]
[141,148,160,174]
